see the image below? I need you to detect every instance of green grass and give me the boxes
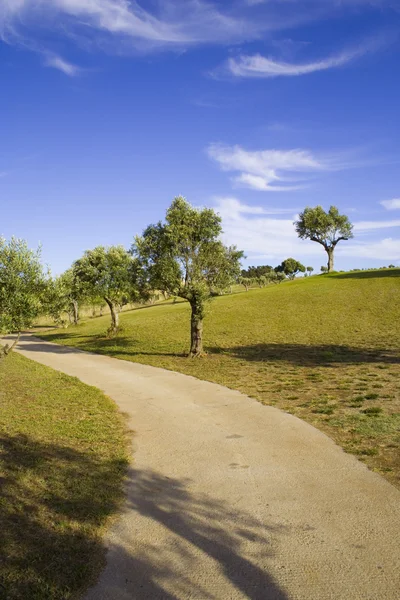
[39,269,400,487]
[0,353,130,600]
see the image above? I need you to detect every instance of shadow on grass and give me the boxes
[332,269,400,280]
[1,433,288,600]
[28,334,400,366]
[0,433,127,600]
[208,343,400,366]
[23,334,186,358]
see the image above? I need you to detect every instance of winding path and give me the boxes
[14,335,400,599]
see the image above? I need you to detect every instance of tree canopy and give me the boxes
[73,246,139,334]
[0,237,47,356]
[133,196,243,356]
[295,206,353,272]
[276,258,305,279]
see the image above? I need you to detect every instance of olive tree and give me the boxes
[73,246,139,335]
[133,197,243,357]
[295,206,353,273]
[276,258,305,279]
[0,237,47,356]
[306,266,314,276]
[238,276,252,292]
[45,269,87,326]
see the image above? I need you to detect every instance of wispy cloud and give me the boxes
[338,238,400,261]
[214,197,400,265]
[380,198,400,210]
[1,0,393,57]
[207,143,339,192]
[214,197,314,261]
[354,219,400,232]
[215,196,298,216]
[44,54,80,76]
[224,46,368,78]
[0,0,268,51]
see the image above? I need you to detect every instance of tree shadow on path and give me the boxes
[1,432,289,600]
[85,466,290,599]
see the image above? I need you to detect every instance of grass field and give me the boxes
[0,353,129,600]
[39,270,400,487]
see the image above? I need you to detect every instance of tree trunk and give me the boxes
[72,300,79,325]
[105,297,119,335]
[189,302,204,358]
[327,248,334,273]
[0,332,21,359]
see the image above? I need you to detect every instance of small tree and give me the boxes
[295,206,353,273]
[276,258,306,280]
[0,237,47,357]
[73,246,139,335]
[320,266,328,273]
[306,266,314,276]
[276,272,286,283]
[45,269,87,326]
[133,197,243,357]
[239,276,252,291]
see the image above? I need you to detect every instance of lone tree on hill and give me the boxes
[306,266,314,276]
[276,258,305,279]
[0,237,47,357]
[133,196,243,357]
[295,206,353,273]
[73,246,139,335]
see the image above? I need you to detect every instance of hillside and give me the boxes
[40,269,400,486]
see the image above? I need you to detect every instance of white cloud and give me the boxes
[354,220,400,232]
[214,197,319,261]
[225,46,366,78]
[338,238,400,261]
[380,198,400,210]
[215,196,298,216]
[44,54,80,76]
[213,197,400,265]
[208,143,332,191]
[0,0,268,50]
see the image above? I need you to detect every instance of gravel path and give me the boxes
[14,335,400,600]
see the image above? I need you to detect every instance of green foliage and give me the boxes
[238,276,254,291]
[306,266,314,274]
[295,205,353,272]
[295,205,354,248]
[320,266,328,273]
[275,272,286,283]
[73,245,139,307]
[241,265,273,278]
[0,237,47,336]
[134,197,243,303]
[133,197,243,355]
[44,269,87,325]
[276,257,306,279]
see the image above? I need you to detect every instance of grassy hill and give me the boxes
[39,269,400,487]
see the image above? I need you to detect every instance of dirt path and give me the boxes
[13,335,400,599]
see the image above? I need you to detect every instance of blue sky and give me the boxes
[1,0,400,274]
